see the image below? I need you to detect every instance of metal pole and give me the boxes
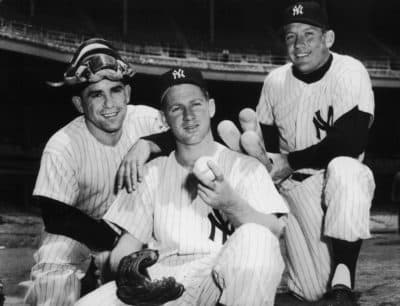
[123,0,128,37]
[209,0,215,44]
[29,0,35,18]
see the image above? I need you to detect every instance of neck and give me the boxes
[85,119,122,146]
[292,53,333,84]
[175,132,217,169]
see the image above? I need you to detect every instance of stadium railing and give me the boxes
[1,18,400,79]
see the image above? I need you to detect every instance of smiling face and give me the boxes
[162,83,215,147]
[284,23,334,74]
[72,79,131,144]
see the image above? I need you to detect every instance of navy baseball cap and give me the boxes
[283,1,329,29]
[160,67,207,103]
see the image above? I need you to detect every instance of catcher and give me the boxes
[76,67,289,306]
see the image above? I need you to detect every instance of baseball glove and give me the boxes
[116,249,185,306]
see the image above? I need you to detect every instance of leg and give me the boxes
[77,254,221,306]
[24,233,91,306]
[212,223,284,306]
[280,173,332,301]
[25,263,84,306]
[324,157,375,289]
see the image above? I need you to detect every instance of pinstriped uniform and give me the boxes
[76,143,289,306]
[256,52,375,301]
[25,105,166,306]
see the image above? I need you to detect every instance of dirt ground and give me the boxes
[0,209,399,306]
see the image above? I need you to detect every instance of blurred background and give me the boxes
[1,0,400,211]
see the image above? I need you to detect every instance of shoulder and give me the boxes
[263,63,292,86]
[43,116,86,156]
[142,155,170,182]
[126,104,161,119]
[218,145,263,176]
[331,52,369,76]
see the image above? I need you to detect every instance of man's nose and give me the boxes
[183,107,195,120]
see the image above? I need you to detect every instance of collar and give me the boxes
[292,53,333,84]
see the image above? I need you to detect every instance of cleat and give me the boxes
[240,131,272,172]
[238,108,263,138]
[322,285,358,306]
[217,120,242,152]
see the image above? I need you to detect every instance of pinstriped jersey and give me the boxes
[256,52,374,154]
[105,143,288,256]
[33,104,166,219]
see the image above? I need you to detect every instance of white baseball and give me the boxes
[193,156,215,181]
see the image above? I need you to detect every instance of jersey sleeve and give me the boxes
[256,76,275,126]
[334,64,374,120]
[104,163,157,244]
[33,151,79,206]
[235,159,289,215]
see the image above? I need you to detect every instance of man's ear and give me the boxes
[124,84,131,104]
[208,98,216,118]
[160,110,169,127]
[324,30,335,49]
[72,96,84,114]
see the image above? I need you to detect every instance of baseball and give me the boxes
[193,156,216,182]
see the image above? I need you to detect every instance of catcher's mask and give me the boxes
[48,38,134,87]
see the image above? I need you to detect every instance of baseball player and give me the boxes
[253,2,375,305]
[24,38,166,306]
[76,67,289,306]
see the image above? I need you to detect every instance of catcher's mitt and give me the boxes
[116,249,185,306]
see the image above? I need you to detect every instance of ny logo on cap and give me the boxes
[172,69,185,80]
[292,4,304,16]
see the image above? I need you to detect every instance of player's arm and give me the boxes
[287,106,372,170]
[109,232,143,273]
[196,161,287,237]
[117,130,175,193]
[37,196,120,251]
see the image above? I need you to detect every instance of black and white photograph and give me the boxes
[0,0,399,305]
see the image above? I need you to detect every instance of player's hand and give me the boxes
[116,139,152,193]
[269,153,293,184]
[196,161,239,213]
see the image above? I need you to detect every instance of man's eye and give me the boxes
[112,86,124,93]
[285,34,295,42]
[89,92,102,99]
[171,106,181,113]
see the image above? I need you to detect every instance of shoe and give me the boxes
[323,284,357,306]
[240,131,272,172]
[217,120,242,152]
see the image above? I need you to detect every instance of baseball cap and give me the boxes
[283,1,329,29]
[48,38,134,87]
[160,67,207,103]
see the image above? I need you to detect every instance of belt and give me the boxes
[290,172,312,182]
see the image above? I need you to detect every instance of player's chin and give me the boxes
[102,121,124,133]
[293,60,315,74]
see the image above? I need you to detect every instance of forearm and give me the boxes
[109,233,143,273]
[38,196,120,251]
[288,108,371,170]
[223,198,284,237]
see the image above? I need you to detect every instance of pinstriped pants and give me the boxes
[24,233,92,306]
[279,157,375,301]
[76,223,284,306]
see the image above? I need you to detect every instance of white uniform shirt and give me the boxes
[33,105,166,219]
[105,143,288,256]
[256,52,374,154]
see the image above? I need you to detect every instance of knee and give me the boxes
[327,157,362,179]
[220,223,284,273]
[326,157,375,191]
